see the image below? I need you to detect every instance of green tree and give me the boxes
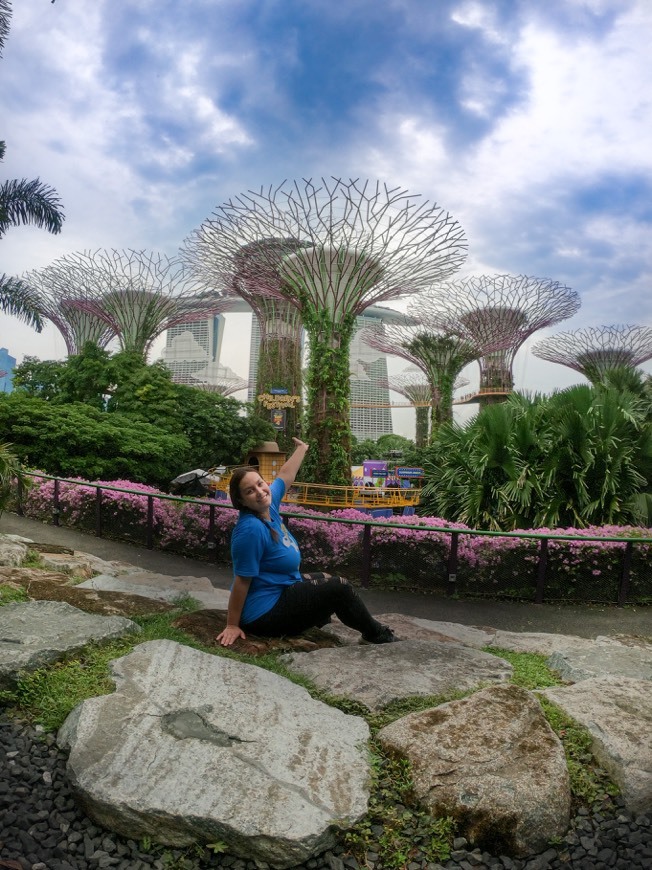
[0,393,190,488]
[12,356,67,400]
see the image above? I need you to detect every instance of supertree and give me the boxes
[361,317,486,435]
[48,249,235,360]
[418,274,581,403]
[21,262,115,355]
[184,237,307,451]
[531,325,652,384]
[387,366,469,447]
[182,178,467,484]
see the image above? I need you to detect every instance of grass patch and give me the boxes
[21,549,46,569]
[537,695,619,806]
[482,646,564,689]
[0,584,30,606]
[344,741,455,869]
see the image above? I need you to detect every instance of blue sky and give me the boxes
[1,0,651,434]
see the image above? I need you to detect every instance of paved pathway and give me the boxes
[2,512,651,639]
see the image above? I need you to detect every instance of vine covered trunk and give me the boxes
[302,315,355,485]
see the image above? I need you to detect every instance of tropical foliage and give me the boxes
[4,346,274,486]
[0,439,25,517]
[418,373,652,530]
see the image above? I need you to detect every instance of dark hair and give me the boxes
[229,466,279,541]
[228,466,258,511]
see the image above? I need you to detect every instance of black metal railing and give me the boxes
[10,472,652,606]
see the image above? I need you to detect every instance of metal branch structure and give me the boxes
[417,274,581,403]
[531,325,652,384]
[361,318,485,436]
[182,178,467,484]
[387,366,469,447]
[21,263,115,355]
[49,249,235,360]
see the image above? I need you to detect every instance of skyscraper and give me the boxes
[0,347,16,393]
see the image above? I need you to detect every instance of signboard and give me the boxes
[271,409,286,430]
[395,467,425,478]
[371,468,388,477]
[270,387,289,395]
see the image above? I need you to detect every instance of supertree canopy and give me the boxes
[531,325,652,384]
[44,249,235,360]
[418,274,580,400]
[361,318,485,434]
[21,262,115,355]
[182,178,467,484]
[185,236,307,451]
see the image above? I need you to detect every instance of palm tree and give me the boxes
[419,385,652,530]
[1,3,65,330]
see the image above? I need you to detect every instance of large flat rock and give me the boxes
[539,676,652,814]
[77,574,231,609]
[57,640,371,869]
[378,684,571,857]
[0,600,140,688]
[280,640,512,710]
[548,643,652,682]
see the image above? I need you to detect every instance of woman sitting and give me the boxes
[217,438,397,647]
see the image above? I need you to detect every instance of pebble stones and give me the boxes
[0,716,651,870]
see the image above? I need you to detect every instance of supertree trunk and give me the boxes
[256,322,304,453]
[182,178,467,484]
[415,406,430,448]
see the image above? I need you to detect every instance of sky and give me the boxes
[1,0,651,437]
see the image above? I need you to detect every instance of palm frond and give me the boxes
[0,274,45,330]
[0,177,65,236]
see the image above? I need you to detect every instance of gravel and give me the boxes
[1,715,650,870]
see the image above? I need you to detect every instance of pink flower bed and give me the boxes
[18,475,652,602]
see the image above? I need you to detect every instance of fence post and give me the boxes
[15,475,25,516]
[360,523,372,588]
[447,532,459,595]
[52,478,61,526]
[207,503,217,561]
[617,541,633,607]
[146,496,154,549]
[95,486,103,538]
[535,537,548,604]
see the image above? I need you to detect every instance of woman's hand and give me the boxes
[291,437,309,451]
[217,624,246,647]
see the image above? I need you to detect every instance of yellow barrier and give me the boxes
[210,471,420,510]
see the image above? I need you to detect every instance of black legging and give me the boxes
[242,574,385,640]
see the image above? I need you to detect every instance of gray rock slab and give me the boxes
[539,677,652,813]
[321,614,497,647]
[489,630,598,656]
[280,640,512,711]
[0,538,29,567]
[77,575,231,609]
[57,640,370,869]
[0,600,141,688]
[378,684,571,857]
[548,643,652,682]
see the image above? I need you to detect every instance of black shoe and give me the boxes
[361,625,398,644]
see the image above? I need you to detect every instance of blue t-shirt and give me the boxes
[231,477,301,624]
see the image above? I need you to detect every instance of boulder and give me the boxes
[77,572,230,610]
[0,537,28,567]
[0,600,140,688]
[280,640,512,711]
[57,640,371,869]
[377,684,571,857]
[547,643,652,682]
[539,676,652,813]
